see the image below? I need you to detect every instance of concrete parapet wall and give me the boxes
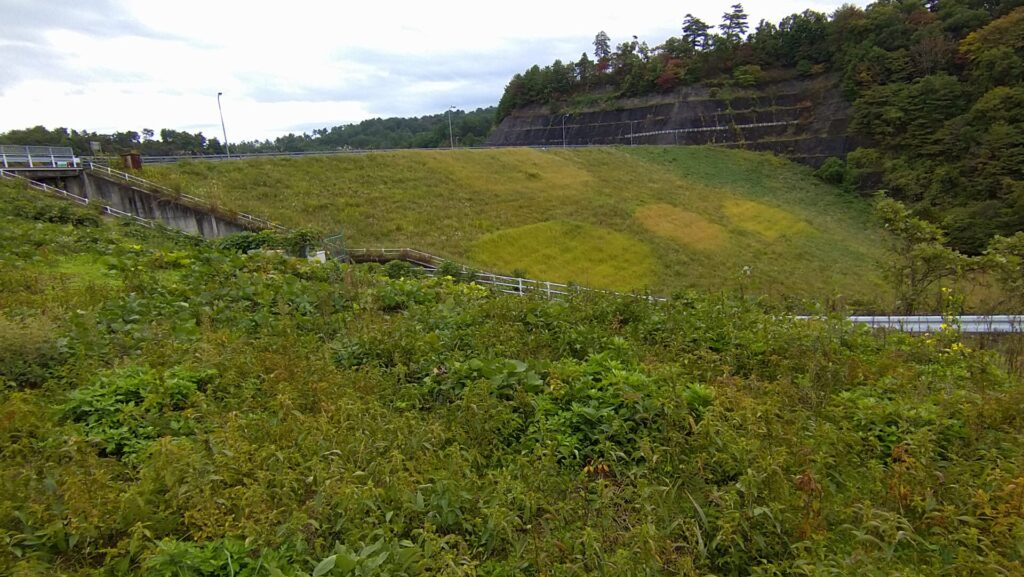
[62,173,248,238]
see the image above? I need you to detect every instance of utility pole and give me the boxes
[217,92,231,158]
[448,105,456,150]
[562,114,569,147]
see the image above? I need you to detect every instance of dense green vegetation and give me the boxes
[0,126,227,157]
[140,146,892,305]
[0,108,496,157]
[4,171,1024,576]
[233,108,497,153]
[497,2,1024,253]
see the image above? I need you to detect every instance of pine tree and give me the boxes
[720,4,749,44]
[576,52,596,86]
[593,31,612,61]
[682,14,711,51]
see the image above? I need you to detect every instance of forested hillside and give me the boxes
[233,107,496,153]
[0,107,496,157]
[3,177,1024,576]
[497,2,1024,253]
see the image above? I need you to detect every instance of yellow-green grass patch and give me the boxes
[468,221,657,292]
[723,199,813,240]
[634,203,727,249]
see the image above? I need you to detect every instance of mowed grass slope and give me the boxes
[143,147,890,302]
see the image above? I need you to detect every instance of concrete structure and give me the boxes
[488,74,860,167]
[56,171,250,238]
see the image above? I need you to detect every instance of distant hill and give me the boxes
[140,146,891,307]
[0,107,497,157]
[495,3,1024,254]
[232,107,498,153]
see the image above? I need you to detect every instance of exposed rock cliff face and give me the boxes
[487,74,860,167]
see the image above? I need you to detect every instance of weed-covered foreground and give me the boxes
[2,181,1023,576]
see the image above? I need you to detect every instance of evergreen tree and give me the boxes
[682,14,712,50]
[593,31,612,61]
[720,4,749,44]
[576,53,596,86]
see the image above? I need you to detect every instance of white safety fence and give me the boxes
[2,169,167,229]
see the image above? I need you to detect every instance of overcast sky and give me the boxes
[0,0,868,142]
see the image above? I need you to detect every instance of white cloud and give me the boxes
[0,0,868,141]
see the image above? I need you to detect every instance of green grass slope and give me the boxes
[3,180,1024,576]
[142,146,890,304]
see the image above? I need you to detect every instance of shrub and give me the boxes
[216,230,280,253]
[383,259,421,279]
[62,366,213,461]
[0,316,66,389]
[814,157,847,186]
[9,196,101,227]
[733,64,763,87]
[282,227,321,258]
[434,260,477,283]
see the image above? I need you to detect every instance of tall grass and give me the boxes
[2,181,1023,576]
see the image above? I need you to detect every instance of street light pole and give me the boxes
[447,106,456,150]
[217,92,231,158]
[562,114,569,148]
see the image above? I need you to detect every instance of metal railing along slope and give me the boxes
[347,248,580,299]
[80,144,600,166]
[1,169,161,228]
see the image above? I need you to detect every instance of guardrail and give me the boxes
[85,162,288,232]
[77,144,600,166]
[845,315,1024,334]
[1,145,80,170]
[74,129,795,165]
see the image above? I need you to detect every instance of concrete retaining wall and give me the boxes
[488,74,864,166]
[61,173,249,238]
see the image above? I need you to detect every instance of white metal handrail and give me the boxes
[1,170,165,230]
[1,169,88,205]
